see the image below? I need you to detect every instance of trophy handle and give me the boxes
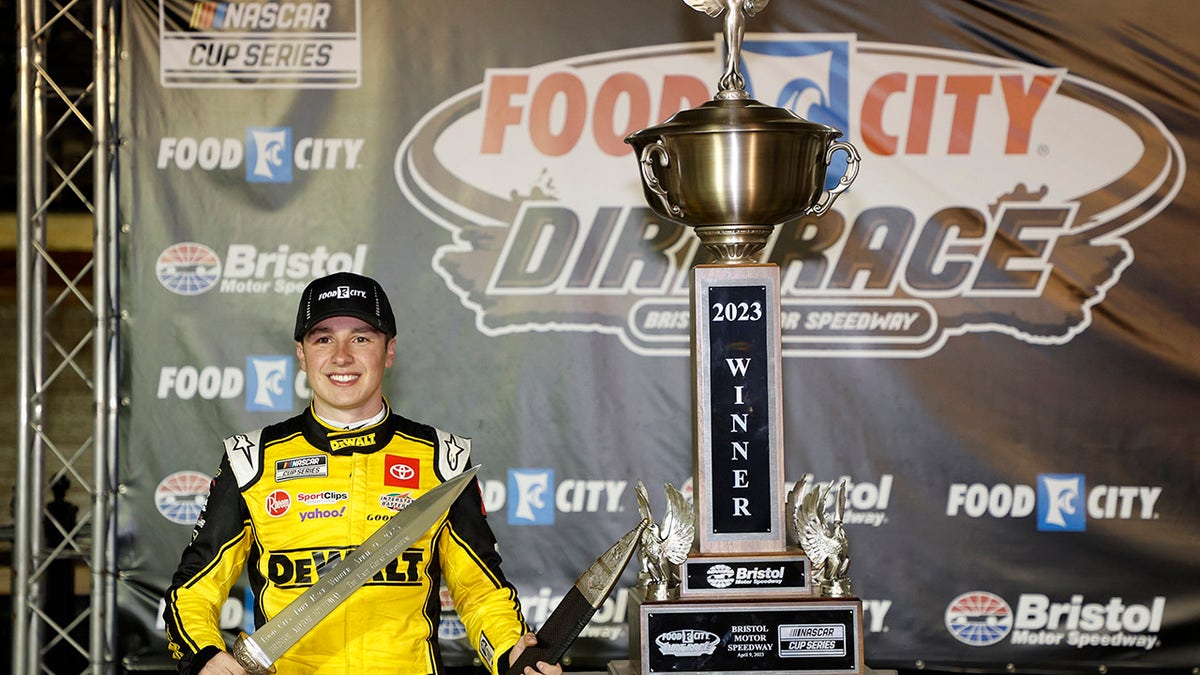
[638,141,683,218]
[807,140,861,217]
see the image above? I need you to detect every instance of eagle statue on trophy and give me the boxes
[635,480,696,600]
[787,475,853,597]
[682,0,771,97]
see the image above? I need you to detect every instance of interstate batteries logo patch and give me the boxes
[395,35,1184,358]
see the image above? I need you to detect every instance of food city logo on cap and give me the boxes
[396,34,1184,359]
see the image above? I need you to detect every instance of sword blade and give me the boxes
[505,519,647,674]
[233,466,479,674]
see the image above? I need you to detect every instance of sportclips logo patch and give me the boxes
[395,35,1184,358]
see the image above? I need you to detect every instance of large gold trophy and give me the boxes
[616,1,865,673]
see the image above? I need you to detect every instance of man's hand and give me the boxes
[198,651,246,675]
[508,632,563,675]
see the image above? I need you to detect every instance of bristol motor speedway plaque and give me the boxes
[629,595,864,675]
[680,552,812,599]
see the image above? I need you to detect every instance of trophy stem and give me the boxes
[694,225,775,264]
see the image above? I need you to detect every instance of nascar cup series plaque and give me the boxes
[616,1,865,673]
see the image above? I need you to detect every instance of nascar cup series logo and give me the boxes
[396,34,1184,359]
[158,0,362,88]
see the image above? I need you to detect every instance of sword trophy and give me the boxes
[618,1,866,673]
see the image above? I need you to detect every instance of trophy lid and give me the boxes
[627,98,842,141]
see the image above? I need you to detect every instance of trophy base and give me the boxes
[626,587,865,674]
[608,660,894,675]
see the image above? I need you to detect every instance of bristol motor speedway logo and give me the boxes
[395,34,1184,359]
[945,591,1164,651]
[155,241,369,296]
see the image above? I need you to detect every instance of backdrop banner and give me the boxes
[117,1,1199,671]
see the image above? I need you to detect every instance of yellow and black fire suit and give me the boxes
[163,402,529,675]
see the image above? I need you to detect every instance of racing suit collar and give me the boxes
[302,399,398,454]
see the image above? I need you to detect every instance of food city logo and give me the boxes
[656,630,722,657]
[156,128,364,183]
[483,469,627,526]
[158,0,362,88]
[157,355,313,413]
[945,473,1161,531]
[945,591,1164,651]
[154,241,369,296]
[395,34,1184,359]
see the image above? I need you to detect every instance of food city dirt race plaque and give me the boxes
[614,1,868,674]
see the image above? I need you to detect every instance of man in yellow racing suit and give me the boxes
[163,272,559,675]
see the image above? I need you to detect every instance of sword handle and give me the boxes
[232,631,277,675]
[505,586,594,674]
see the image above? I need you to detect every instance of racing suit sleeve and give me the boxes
[439,477,530,675]
[163,454,253,674]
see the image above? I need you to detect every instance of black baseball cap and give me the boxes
[293,272,397,341]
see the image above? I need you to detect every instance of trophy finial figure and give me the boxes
[635,480,696,600]
[682,0,771,99]
[788,476,853,597]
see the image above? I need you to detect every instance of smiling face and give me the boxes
[296,316,396,423]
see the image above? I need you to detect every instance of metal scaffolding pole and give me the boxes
[14,0,118,673]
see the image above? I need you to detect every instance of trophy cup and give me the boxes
[616,1,865,673]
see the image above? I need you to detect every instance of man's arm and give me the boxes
[163,455,253,674]
[438,472,533,675]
